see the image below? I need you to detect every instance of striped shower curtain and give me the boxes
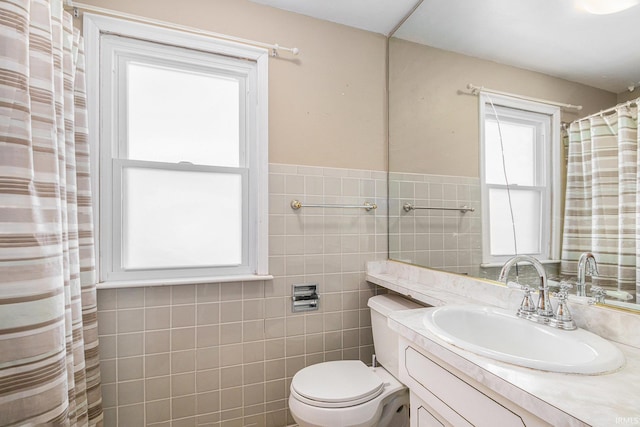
[1,0,102,425]
[561,104,639,303]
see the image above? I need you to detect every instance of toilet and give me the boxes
[289,294,421,427]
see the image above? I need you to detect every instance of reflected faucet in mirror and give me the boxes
[388,1,640,313]
[590,286,607,304]
[577,252,599,297]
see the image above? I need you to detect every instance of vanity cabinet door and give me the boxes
[399,342,553,427]
[410,391,447,427]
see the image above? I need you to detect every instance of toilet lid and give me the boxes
[291,360,384,407]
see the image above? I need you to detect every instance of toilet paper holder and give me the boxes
[292,284,319,312]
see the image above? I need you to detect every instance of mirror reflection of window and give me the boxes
[485,119,537,186]
[480,95,561,265]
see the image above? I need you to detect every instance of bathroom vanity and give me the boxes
[367,261,640,427]
[400,339,551,426]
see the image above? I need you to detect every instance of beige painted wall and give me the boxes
[618,88,640,103]
[79,0,387,171]
[389,38,618,177]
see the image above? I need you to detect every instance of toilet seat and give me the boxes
[289,363,409,427]
[290,361,385,408]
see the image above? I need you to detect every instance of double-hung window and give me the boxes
[479,93,561,265]
[85,15,269,284]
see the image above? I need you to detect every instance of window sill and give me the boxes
[96,273,274,289]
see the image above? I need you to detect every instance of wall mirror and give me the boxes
[388,0,640,311]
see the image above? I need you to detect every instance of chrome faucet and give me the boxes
[577,252,599,297]
[499,255,553,318]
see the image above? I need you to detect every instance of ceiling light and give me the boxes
[575,0,639,14]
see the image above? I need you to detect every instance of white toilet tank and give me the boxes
[368,294,422,378]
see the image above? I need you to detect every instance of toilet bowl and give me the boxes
[289,360,409,427]
[289,294,421,427]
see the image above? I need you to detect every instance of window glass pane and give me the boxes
[123,167,243,270]
[485,119,536,186]
[489,188,541,256]
[127,63,240,167]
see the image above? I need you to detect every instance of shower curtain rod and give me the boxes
[466,83,583,111]
[63,1,300,56]
[573,97,640,123]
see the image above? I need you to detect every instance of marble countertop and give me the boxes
[389,308,640,427]
[366,261,640,427]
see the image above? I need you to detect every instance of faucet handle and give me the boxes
[589,286,607,305]
[517,285,537,317]
[559,281,573,292]
[554,281,573,300]
[549,282,577,330]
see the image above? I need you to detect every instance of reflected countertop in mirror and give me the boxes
[387,0,640,311]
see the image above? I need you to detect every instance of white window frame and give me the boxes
[84,14,270,286]
[479,93,562,266]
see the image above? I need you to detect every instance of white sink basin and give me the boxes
[422,305,625,374]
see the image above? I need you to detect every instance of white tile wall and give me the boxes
[389,172,482,275]
[97,163,389,427]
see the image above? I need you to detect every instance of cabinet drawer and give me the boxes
[404,346,525,427]
[417,405,445,427]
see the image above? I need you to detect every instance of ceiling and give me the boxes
[250,0,640,94]
[249,0,420,36]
